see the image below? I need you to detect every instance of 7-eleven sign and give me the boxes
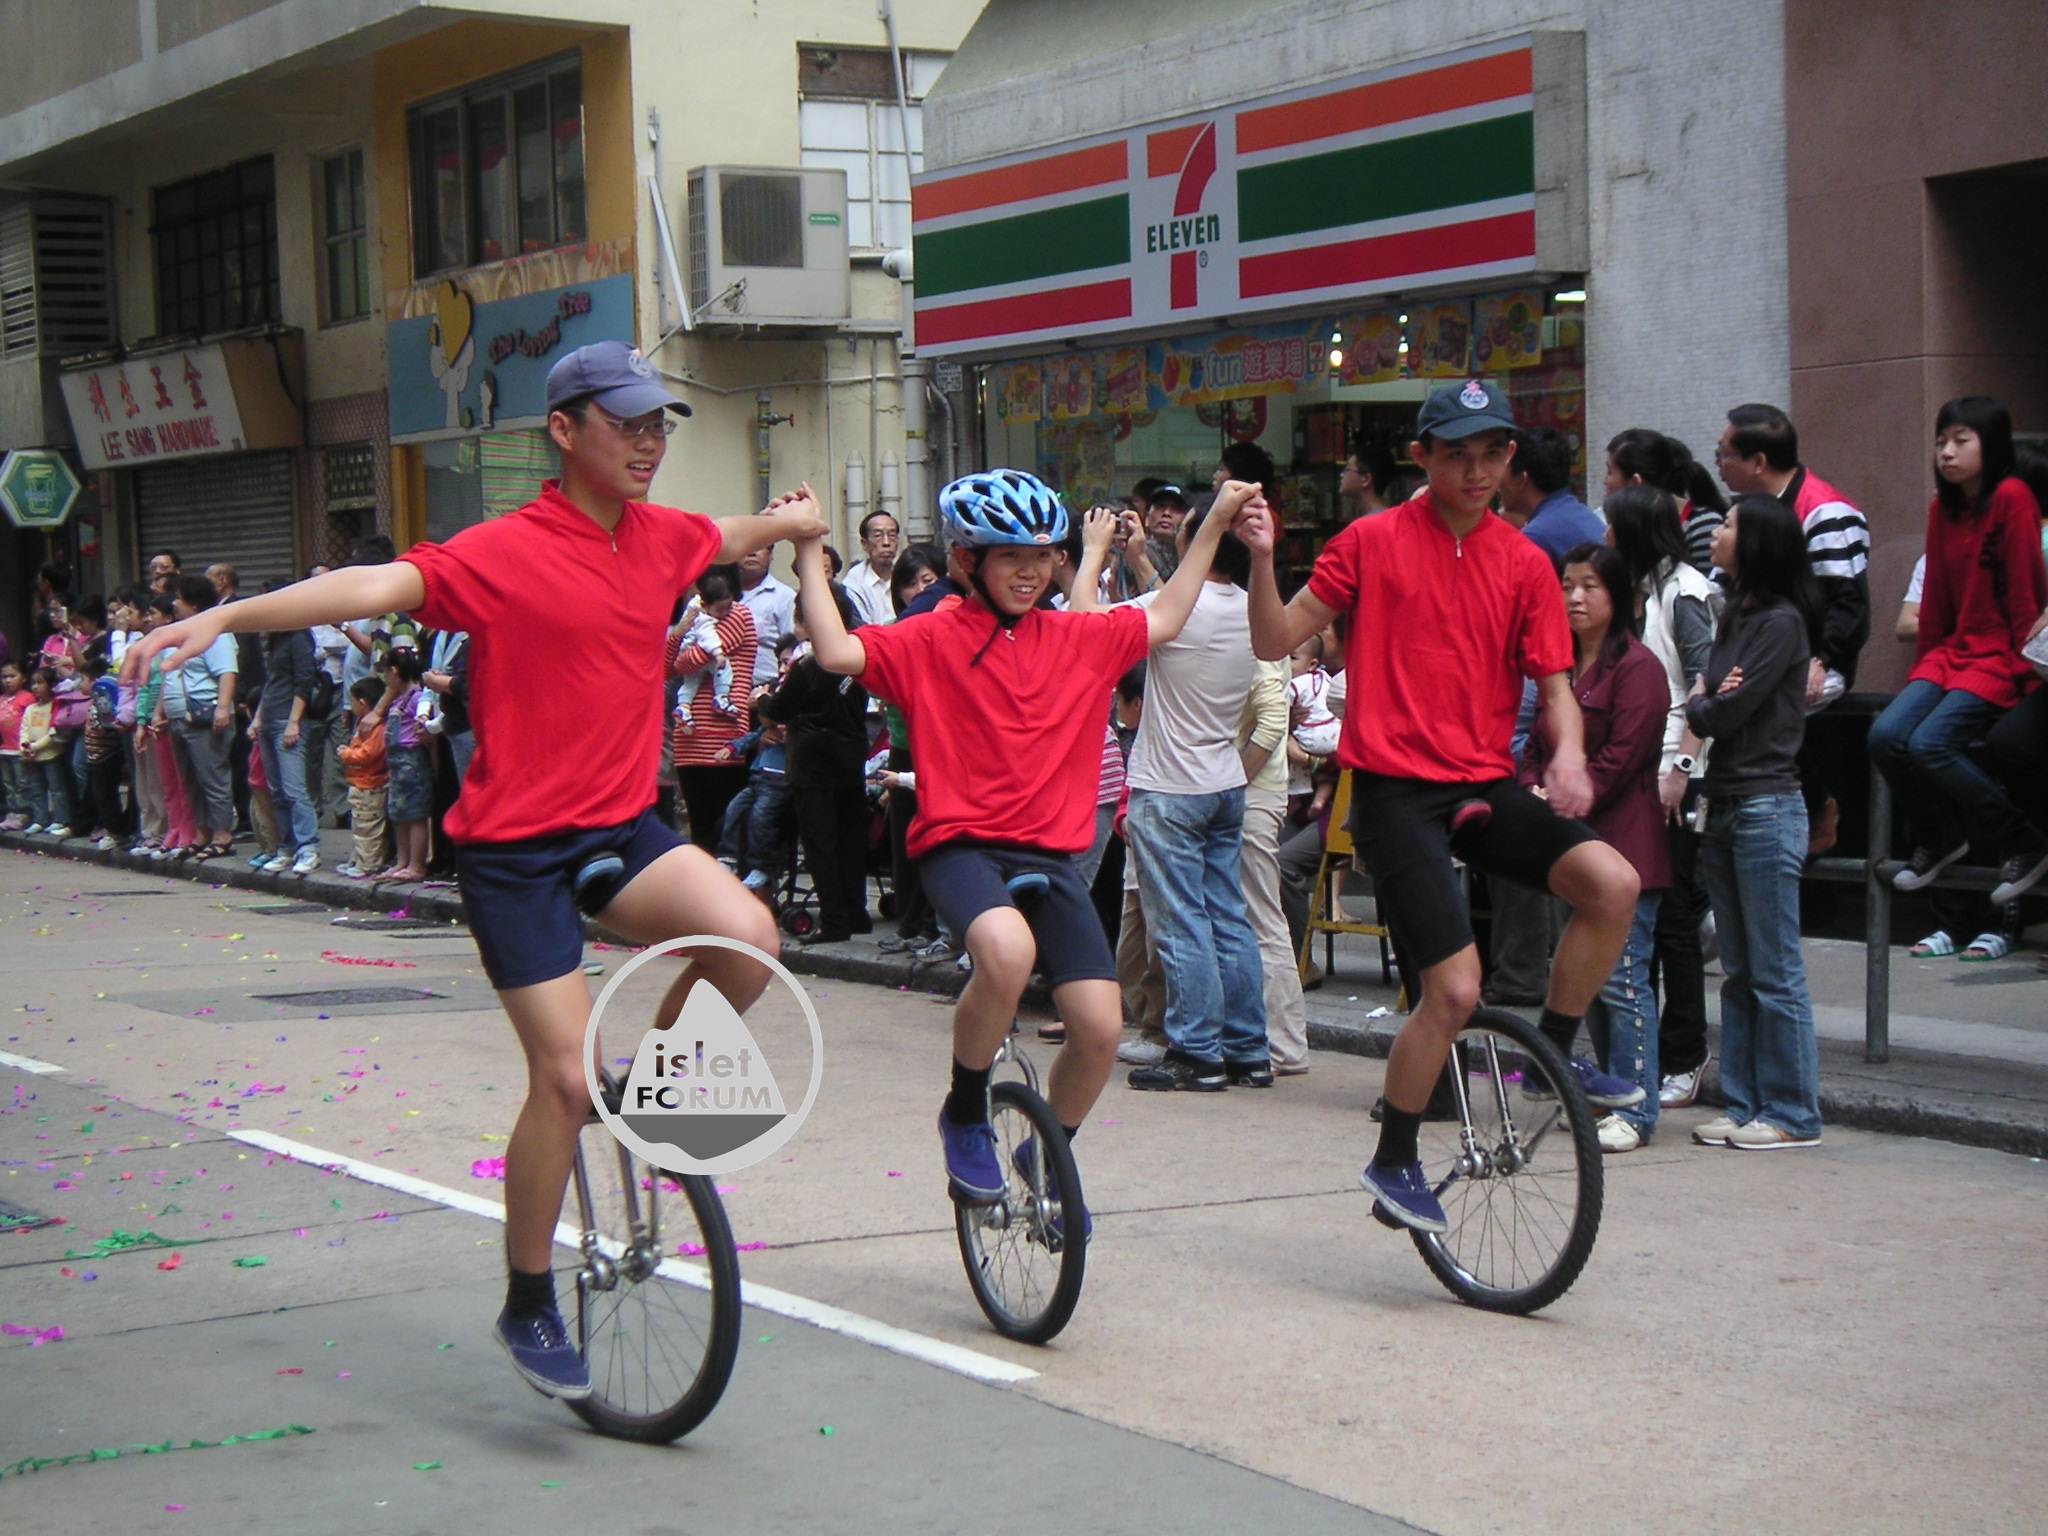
[1137,119,1235,315]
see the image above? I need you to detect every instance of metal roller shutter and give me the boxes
[136,451,298,589]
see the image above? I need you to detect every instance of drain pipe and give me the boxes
[882,247,932,537]
[755,390,794,509]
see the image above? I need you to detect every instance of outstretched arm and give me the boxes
[793,522,866,677]
[128,563,425,679]
[717,486,830,564]
[1235,495,1335,661]
[1140,480,1256,646]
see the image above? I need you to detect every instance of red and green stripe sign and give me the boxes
[913,39,1539,356]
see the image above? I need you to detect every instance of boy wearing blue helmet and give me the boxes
[789,468,1256,1228]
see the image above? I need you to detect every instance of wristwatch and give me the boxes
[1673,753,1698,775]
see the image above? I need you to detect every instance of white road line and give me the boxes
[228,1129,1039,1387]
[0,1049,65,1074]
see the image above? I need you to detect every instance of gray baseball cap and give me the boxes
[545,340,692,418]
[1415,378,1515,440]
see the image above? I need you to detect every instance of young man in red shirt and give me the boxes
[132,340,825,1401]
[789,468,1247,1238]
[1238,380,1641,1232]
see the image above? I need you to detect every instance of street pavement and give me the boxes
[3,850,2046,1534]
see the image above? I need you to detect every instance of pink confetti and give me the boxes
[166,1505,186,1513]
[156,1252,182,1271]
[336,1371,351,1380]
[2,1322,65,1346]
[886,1170,903,1178]
[319,950,416,969]
[470,1157,506,1181]
[276,1367,303,1375]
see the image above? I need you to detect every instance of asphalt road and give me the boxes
[2,852,2044,1534]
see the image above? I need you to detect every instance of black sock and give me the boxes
[1374,1106,1424,1168]
[944,1058,992,1126]
[1060,1124,1080,1143]
[505,1265,556,1319]
[1539,1007,1581,1059]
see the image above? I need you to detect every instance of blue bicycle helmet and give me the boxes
[938,469,1068,549]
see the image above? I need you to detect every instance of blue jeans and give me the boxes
[1587,891,1662,1136]
[1868,680,2036,859]
[721,771,792,878]
[1126,787,1268,1065]
[25,756,72,826]
[1699,793,1821,1139]
[258,719,320,854]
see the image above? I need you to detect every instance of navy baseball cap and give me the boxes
[1415,378,1515,440]
[545,340,692,418]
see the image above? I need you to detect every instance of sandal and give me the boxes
[1909,930,1956,958]
[1036,1022,1068,1043]
[1960,932,2011,963]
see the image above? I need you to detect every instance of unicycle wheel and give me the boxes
[954,1080,1086,1344]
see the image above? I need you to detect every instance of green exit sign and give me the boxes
[0,450,82,530]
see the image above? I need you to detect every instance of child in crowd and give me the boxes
[672,572,740,734]
[378,648,430,883]
[19,667,72,836]
[715,633,798,898]
[1286,634,1340,813]
[0,660,29,830]
[132,593,192,859]
[80,650,128,850]
[337,677,391,879]
[245,736,281,868]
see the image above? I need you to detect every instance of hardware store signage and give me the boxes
[59,346,247,471]
[912,38,1539,357]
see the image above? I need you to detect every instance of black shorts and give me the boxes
[920,842,1115,988]
[454,808,682,990]
[1348,774,1597,974]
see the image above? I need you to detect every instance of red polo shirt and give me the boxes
[858,599,1149,857]
[1306,495,1572,783]
[400,482,722,843]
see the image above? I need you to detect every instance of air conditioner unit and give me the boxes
[687,166,851,328]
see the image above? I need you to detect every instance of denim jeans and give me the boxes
[1699,793,1822,1139]
[1869,679,2038,860]
[0,755,23,816]
[721,771,792,878]
[258,719,320,854]
[25,756,72,826]
[1587,890,1662,1136]
[1126,786,1268,1065]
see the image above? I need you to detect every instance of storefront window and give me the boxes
[980,286,1588,576]
[421,427,559,544]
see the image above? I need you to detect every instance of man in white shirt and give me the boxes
[843,511,899,628]
[735,544,796,681]
[1072,495,1271,1090]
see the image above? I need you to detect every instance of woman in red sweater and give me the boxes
[669,583,757,849]
[1871,396,2048,954]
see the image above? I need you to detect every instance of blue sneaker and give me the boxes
[1526,1056,1647,1110]
[1013,1136,1090,1246]
[494,1306,591,1400]
[1359,1159,1448,1234]
[937,1110,1005,1202]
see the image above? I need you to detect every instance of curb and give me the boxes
[8,830,2044,1160]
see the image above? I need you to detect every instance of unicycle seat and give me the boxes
[573,853,627,916]
[1005,871,1051,906]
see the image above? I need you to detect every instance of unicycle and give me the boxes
[1396,1006,1603,1315]
[565,1068,743,1442]
[952,869,1087,1343]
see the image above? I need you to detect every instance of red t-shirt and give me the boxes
[401,482,722,843]
[858,599,1149,857]
[1306,495,1572,783]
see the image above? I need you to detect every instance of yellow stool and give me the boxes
[1298,771,1399,999]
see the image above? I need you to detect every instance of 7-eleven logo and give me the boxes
[1143,121,1220,311]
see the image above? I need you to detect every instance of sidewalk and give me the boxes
[7,823,2046,1157]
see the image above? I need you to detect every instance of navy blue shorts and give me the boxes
[454,808,682,990]
[920,842,1114,988]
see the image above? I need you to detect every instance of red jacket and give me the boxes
[1909,478,2047,709]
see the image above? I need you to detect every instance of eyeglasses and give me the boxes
[592,408,678,440]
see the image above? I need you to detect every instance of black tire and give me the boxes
[568,1155,743,1443]
[1408,1006,1603,1315]
[781,907,815,937]
[955,1081,1086,1344]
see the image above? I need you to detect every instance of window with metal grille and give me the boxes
[407,54,584,278]
[797,46,946,251]
[321,148,369,324]
[152,156,279,337]
[322,442,377,509]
